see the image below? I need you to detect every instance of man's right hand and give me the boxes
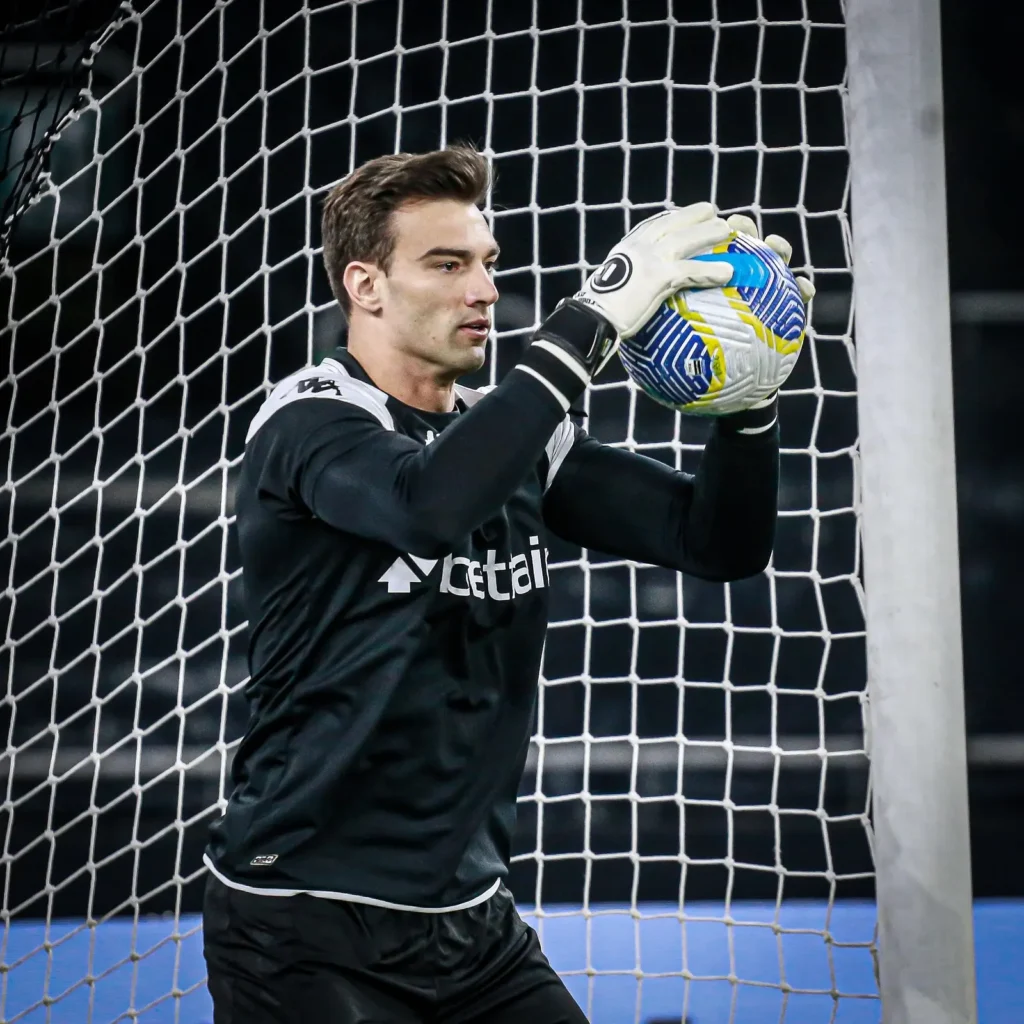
[531,203,735,379]
[576,202,735,340]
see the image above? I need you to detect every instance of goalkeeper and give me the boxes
[202,146,812,1023]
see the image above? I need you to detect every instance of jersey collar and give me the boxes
[328,347,470,418]
[328,347,376,386]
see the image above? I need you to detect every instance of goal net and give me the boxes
[1,1,875,1021]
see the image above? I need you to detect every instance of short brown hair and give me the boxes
[320,145,491,319]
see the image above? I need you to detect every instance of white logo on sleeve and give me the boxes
[378,554,439,593]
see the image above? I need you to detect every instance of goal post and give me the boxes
[0,1,979,1021]
[846,1,978,1021]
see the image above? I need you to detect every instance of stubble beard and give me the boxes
[446,326,487,377]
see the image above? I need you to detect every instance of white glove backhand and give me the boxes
[574,202,736,340]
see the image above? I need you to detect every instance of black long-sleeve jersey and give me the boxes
[204,344,780,911]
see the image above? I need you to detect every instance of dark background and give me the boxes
[0,0,1021,923]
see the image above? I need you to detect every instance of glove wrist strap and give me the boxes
[719,393,780,436]
[533,299,618,375]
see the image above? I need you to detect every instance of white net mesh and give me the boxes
[1,1,877,1021]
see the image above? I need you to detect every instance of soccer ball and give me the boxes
[618,231,807,416]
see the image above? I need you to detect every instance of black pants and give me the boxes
[202,874,588,1023]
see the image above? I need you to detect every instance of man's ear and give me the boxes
[343,261,383,315]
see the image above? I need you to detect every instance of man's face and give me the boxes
[375,198,499,377]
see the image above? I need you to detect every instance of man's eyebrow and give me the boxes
[418,246,501,261]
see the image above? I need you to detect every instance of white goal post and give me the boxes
[846,1,977,1021]
[0,1,976,1022]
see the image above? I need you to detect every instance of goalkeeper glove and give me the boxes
[725,213,816,304]
[715,213,816,432]
[532,202,735,377]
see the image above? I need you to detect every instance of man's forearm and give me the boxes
[542,415,780,581]
[677,418,780,580]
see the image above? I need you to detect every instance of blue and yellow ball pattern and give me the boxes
[618,231,806,416]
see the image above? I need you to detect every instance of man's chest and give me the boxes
[435,479,549,604]
[390,407,552,607]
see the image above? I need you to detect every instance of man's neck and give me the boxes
[345,337,457,413]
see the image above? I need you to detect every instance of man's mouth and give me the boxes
[459,319,490,339]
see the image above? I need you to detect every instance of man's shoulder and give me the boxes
[245,358,394,444]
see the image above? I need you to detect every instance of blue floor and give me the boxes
[2,901,1021,1023]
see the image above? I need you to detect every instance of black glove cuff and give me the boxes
[718,393,780,436]
[533,298,618,375]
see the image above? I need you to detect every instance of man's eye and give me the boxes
[486,263,499,274]
[439,261,458,272]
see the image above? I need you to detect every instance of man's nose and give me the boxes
[466,264,498,307]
